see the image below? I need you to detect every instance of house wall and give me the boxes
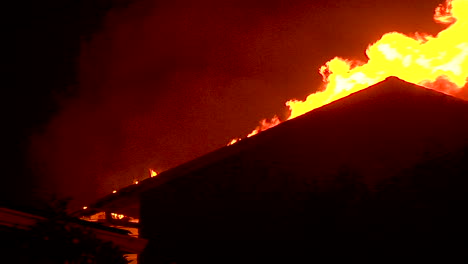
[138,82,468,263]
[139,154,322,264]
[139,147,468,264]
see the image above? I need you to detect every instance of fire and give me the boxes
[288,0,468,119]
[230,0,468,144]
[107,169,157,196]
[150,169,158,177]
[228,116,281,145]
[111,213,125,220]
[246,116,281,137]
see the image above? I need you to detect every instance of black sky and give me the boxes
[9,0,447,209]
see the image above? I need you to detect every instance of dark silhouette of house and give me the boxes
[84,77,468,263]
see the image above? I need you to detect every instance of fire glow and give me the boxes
[229,0,468,145]
[150,169,158,177]
[111,213,125,220]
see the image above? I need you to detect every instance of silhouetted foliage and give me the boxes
[7,198,129,264]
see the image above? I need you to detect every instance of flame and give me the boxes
[229,0,468,144]
[246,116,281,137]
[228,116,281,145]
[227,138,240,146]
[111,170,157,195]
[111,213,125,220]
[150,169,158,177]
[288,0,468,119]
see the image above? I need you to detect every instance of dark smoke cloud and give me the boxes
[28,0,444,208]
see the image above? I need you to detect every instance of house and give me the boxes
[83,77,468,263]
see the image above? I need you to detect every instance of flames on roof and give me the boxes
[230,0,468,144]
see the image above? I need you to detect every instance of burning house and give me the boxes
[74,1,468,263]
[82,77,468,263]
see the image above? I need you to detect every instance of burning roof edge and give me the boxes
[80,76,467,217]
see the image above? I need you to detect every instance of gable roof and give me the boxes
[82,76,468,217]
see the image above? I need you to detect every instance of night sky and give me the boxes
[9,0,447,209]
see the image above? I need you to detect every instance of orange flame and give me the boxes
[246,116,281,137]
[228,116,281,145]
[150,169,158,177]
[111,213,125,220]
[229,0,468,144]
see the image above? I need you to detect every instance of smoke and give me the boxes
[28,0,445,208]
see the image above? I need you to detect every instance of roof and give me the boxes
[82,76,468,217]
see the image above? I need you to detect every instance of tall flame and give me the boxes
[231,0,468,144]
